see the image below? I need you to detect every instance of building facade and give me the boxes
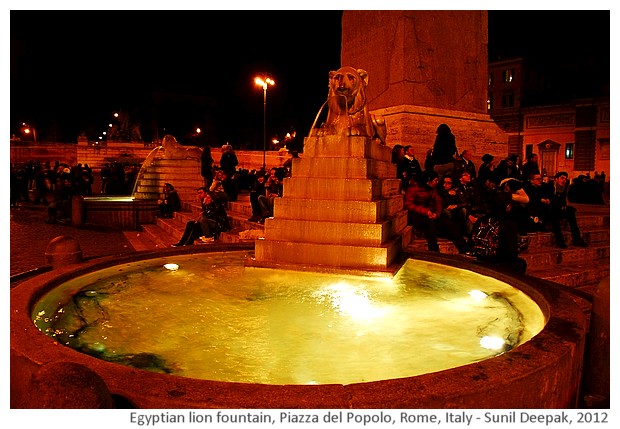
[488,57,610,180]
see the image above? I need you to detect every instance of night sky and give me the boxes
[10,9,610,147]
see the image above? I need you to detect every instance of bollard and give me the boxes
[45,236,83,269]
[30,362,115,409]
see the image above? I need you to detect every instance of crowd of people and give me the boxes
[392,123,601,274]
[10,160,97,223]
[12,131,606,260]
[10,159,144,224]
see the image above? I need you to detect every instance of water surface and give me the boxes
[33,251,545,385]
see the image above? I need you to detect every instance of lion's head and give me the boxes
[328,66,368,115]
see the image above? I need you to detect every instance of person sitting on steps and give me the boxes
[158,183,181,219]
[248,171,267,222]
[173,188,231,246]
[548,172,588,248]
[257,172,283,224]
[404,169,469,254]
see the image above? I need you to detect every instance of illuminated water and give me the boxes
[33,251,545,385]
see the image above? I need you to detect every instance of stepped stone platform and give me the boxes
[405,204,610,297]
[249,135,410,275]
[133,156,205,202]
[129,146,609,298]
[133,192,609,301]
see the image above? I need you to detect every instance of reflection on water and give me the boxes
[33,251,545,385]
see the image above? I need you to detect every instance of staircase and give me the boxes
[129,152,609,296]
[133,156,204,203]
[137,192,264,247]
[405,203,610,297]
[133,192,609,295]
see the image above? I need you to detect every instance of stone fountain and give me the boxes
[250,67,409,275]
[10,66,587,410]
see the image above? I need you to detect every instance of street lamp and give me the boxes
[21,122,37,142]
[255,75,275,171]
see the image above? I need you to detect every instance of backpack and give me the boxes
[469,217,500,259]
[469,217,530,260]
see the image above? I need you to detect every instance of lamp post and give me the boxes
[21,123,37,142]
[255,75,275,171]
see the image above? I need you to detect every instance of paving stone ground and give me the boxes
[9,202,136,283]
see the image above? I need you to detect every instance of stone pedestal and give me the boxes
[341,10,509,165]
[249,135,410,275]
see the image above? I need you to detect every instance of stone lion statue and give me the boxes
[161,135,202,160]
[310,66,387,144]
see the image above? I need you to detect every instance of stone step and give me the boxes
[520,244,610,267]
[142,220,246,247]
[229,200,254,217]
[272,195,404,223]
[141,172,204,181]
[254,236,405,271]
[150,158,202,168]
[405,236,609,288]
[283,177,401,200]
[526,260,610,291]
[140,193,264,247]
[262,212,407,246]
[139,224,177,248]
[122,229,168,251]
[522,226,609,247]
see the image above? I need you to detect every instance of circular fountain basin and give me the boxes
[11,244,587,409]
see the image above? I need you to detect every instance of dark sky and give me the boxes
[10,9,610,146]
[488,9,610,100]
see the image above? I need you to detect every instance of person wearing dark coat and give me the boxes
[248,172,268,222]
[219,144,239,178]
[468,178,529,274]
[520,153,541,181]
[477,154,497,185]
[158,183,182,218]
[547,172,588,248]
[200,145,214,189]
[453,149,477,181]
[430,123,458,178]
[173,188,231,246]
[401,145,422,191]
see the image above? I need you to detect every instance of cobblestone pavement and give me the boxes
[9,202,136,282]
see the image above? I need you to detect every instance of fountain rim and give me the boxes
[11,243,586,408]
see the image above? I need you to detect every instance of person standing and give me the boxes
[430,124,458,178]
[200,144,214,189]
[219,143,239,179]
[391,144,406,189]
[521,153,541,181]
[402,145,422,190]
[453,149,477,180]
[477,154,497,186]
